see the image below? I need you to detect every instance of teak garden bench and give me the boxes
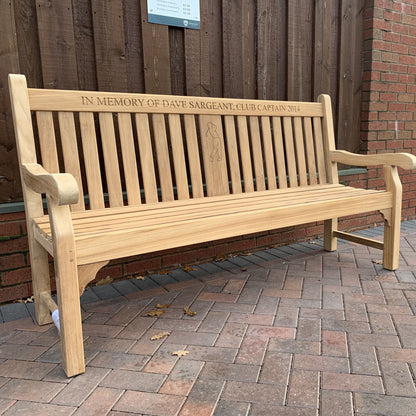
[8,74,416,377]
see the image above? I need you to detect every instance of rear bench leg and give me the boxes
[324,218,338,252]
[49,200,85,377]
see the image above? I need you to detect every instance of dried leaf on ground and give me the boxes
[183,266,198,272]
[158,270,171,275]
[240,267,248,271]
[372,259,383,265]
[16,295,34,304]
[184,307,196,316]
[156,303,171,309]
[172,350,189,357]
[96,276,113,286]
[151,331,170,341]
[144,309,165,317]
[135,276,146,281]
[214,254,227,262]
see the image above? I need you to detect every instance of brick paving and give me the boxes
[0,222,416,414]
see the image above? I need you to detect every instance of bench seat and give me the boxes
[33,184,391,266]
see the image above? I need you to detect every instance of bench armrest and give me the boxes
[22,163,79,206]
[330,150,416,170]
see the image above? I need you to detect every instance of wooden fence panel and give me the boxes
[222,0,256,98]
[0,0,364,203]
[140,0,171,94]
[257,0,279,100]
[72,0,97,91]
[123,0,145,93]
[13,0,43,88]
[35,0,79,89]
[91,0,128,92]
[288,0,314,101]
[338,0,364,154]
[0,1,20,203]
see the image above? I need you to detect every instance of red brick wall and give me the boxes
[361,0,416,219]
[1,0,416,304]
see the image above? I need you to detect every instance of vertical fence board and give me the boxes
[140,0,171,94]
[185,0,222,97]
[170,28,186,95]
[72,0,97,91]
[223,0,256,98]
[91,0,127,92]
[338,0,363,153]
[35,0,79,89]
[124,0,145,93]
[287,0,314,101]
[314,0,339,99]
[13,0,42,88]
[0,1,20,202]
[257,0,279,100]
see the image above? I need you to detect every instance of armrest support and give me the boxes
[330,150,416,170]
[22,163,79,206]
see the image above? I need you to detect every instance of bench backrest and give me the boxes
[9,74,337,214]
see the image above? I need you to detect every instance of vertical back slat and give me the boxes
[249,117,266,191]
[199,115,229,196]
[168,114,189,200]
[79,112,105,210]
[282,117,298,187]
[303,117,317,185]
[237,116,254,192]
[58,112,85,211]
[98,112,123,207]
[272,117,287,189]
[36,112,60,173]
[152,114,174,201]
[313,116,327,184]
[118,113,141,206]
[319,94,339,184]
[135,113,158,203]
[224,116,242,194]
[293,116,308,186]
[261,117,277,190]
[184,115,204,198]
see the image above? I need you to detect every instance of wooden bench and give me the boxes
[8,74,416,377]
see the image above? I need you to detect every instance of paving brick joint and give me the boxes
[0,222,415,414]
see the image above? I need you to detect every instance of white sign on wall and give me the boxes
[148,0,200,29]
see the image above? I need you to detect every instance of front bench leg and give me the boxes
[48,198,85,377]
[382,166,402,270]
[324,218,338,252]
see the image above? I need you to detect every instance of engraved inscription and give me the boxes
[80,96,301,113]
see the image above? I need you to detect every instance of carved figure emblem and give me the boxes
[206,122,222,162]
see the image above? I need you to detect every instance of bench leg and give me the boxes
[382,166,402,271]
[324,218,338,251]
[382,207,400,271]
[48,201,85,377]
[30,240,53,325]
